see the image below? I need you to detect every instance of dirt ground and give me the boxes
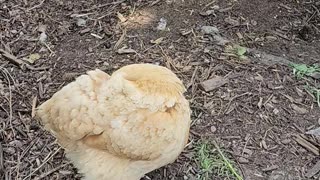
[1,0,320,179]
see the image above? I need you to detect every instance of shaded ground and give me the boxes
[1,0,320,179]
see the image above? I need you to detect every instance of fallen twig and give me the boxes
[0,49,24,66]
[0,67,15,137]
[114,29,127,50]
[149,0,161,6]
[224,92,252,114]
[0,49,49,71]
[23,147,62,180]
[36,163,70,179]
[31,96,37,118]
[27,0,46,12]
[0,143,3,173]
[82,0,125,12]
[294,134,319,155]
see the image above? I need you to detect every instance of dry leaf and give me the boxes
[25,53,41,64]
[291,104,308,114]
[150,37,164,44]
[38,24,47,33]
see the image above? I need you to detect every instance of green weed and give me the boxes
[290,63,320,79]
[195,140,243,180]
[225,44,248,61]
[305,84,320,108]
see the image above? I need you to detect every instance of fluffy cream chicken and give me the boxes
[36,64,191,180]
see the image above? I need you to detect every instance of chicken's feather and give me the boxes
[36,64,191,179]
[37,66,189,161]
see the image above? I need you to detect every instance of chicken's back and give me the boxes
[36,64,191,180]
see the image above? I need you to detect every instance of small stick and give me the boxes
[294,134,319,155]
[149,0,161,6]
[36,163,70,179]
[23,147,61,180]
[224,92,252,114]
[82,0,125,12]
[31,96,37,118]
[0,67,15,137]
[0,143,3,173]
[0,49,49,71]
[114,29,127,50]
[27,0,46,12]
[0,49,24,66]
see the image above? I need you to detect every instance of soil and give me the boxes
[1,0,320,180]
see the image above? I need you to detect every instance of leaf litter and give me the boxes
[0,0,320,180]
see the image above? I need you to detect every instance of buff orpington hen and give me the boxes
[36,63,191,180]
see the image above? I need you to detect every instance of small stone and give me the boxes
[224,17,240,26]
[210,126,217,133]
[38,24,47,33]
[80,28,91,35]
[213,35,230,45]
[243,148,253,156]
[281,139,291,144]
[251,20,258,26]
[10,30,18,34]
[200,10,216,16]
[39,32,47,43]
[103,62,110,66]
[238,157,249,164]
[271,97,279,103]
[76,18,87,27]
[201,26,219,35]
[200,76,228,92]
[156,18,167,31]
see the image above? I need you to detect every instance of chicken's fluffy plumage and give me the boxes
[36,64,191,180]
